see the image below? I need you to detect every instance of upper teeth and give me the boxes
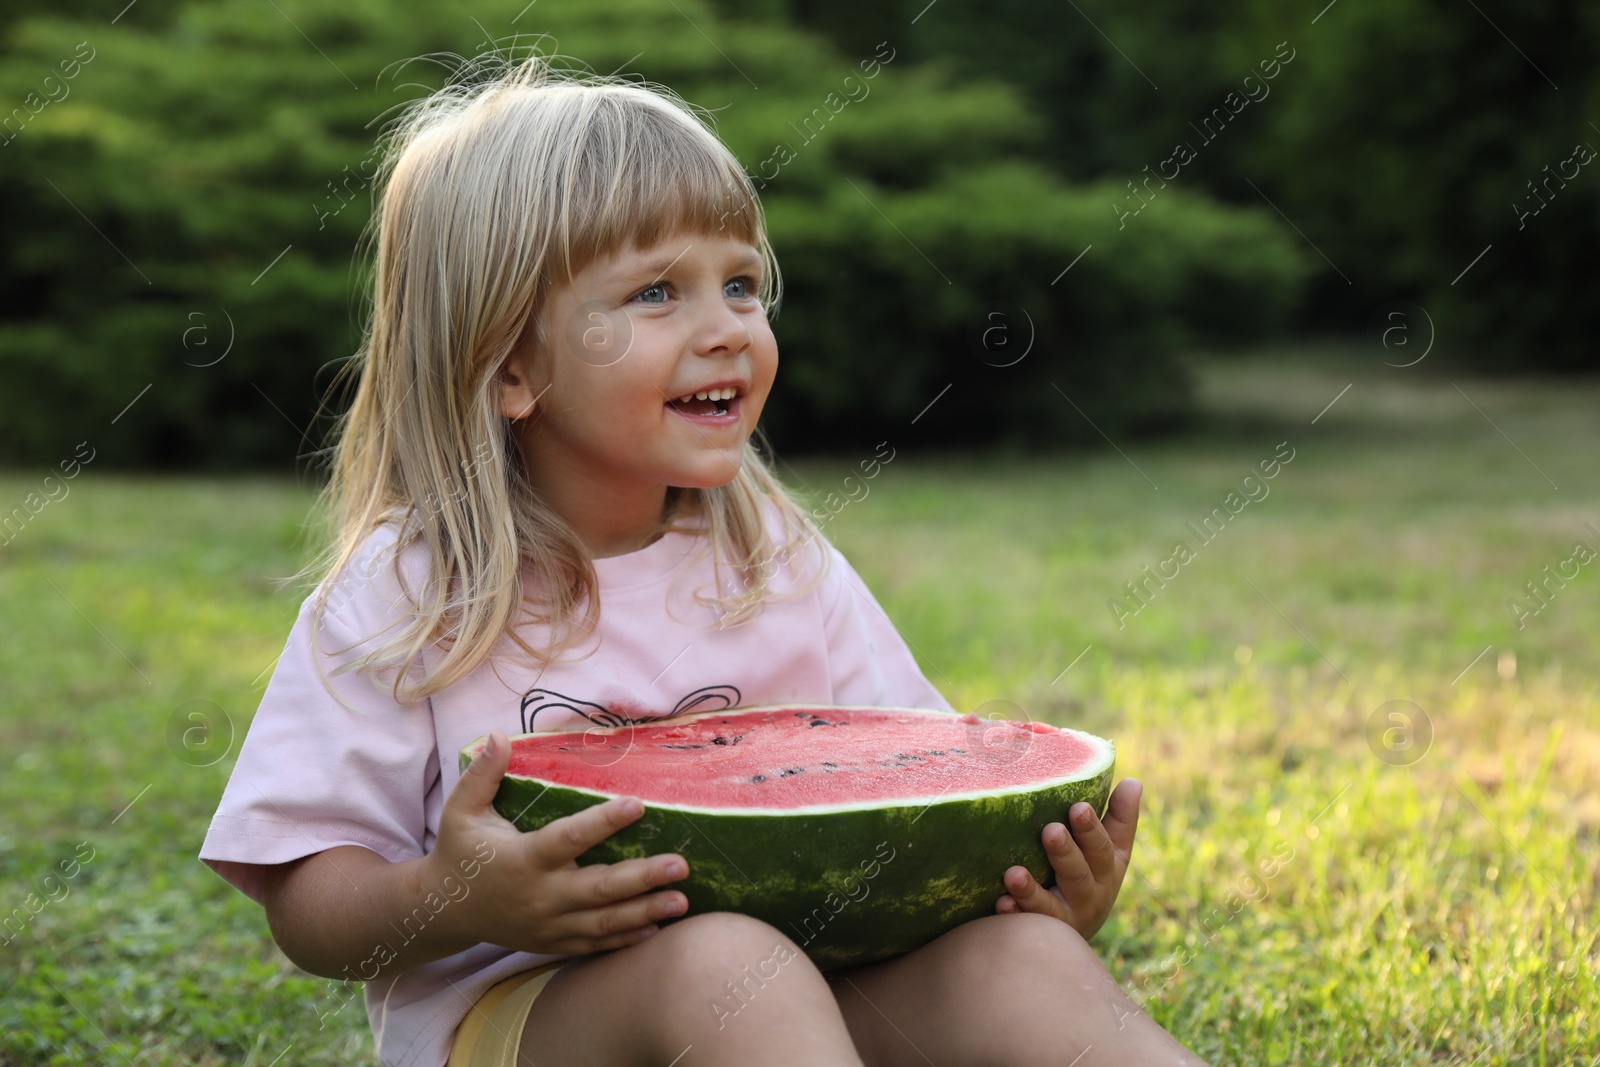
[676,387,737,403]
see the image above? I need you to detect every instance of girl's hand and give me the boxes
[994,777,1142,941]
[428,730,692,956]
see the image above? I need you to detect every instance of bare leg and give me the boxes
[519,911,867,1066]
[827,912,1206,1066]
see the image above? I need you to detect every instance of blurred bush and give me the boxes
[0,0,1308,468]
[774,0,1600,370]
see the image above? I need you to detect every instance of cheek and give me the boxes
[751,321,779,388]
[742,340,778,420]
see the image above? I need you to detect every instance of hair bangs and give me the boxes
[557,93,772,303]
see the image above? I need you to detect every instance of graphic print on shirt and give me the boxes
[519,684,744,732]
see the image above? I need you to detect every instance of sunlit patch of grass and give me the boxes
[1,353,1595,1063]
[801,350,1599,1063]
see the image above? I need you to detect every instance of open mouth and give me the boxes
[666,386,741,422]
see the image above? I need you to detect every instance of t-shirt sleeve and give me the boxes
[197,528,442,906]
[819,543,955,712]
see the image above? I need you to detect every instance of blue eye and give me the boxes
[631,276,758,305]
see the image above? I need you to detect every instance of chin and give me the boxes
[671,462,744,492]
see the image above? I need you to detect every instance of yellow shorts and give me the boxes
[447,960,568,1067]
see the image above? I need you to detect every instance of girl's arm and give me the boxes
[262,845,477,980]
[258,731,692,981]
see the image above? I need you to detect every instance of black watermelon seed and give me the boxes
[751,774,766,782]
[711,736,729,745]
[808,720,828,727]
[821,761,837,767]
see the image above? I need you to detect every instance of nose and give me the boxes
[694,297,752,357]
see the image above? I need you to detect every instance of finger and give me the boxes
[1066,802,1118,882]
[449,731,510,814]
[544,912,664,956]
[1043,819,1096,896]
[574,890,687,944]
[994,893,1019,914]
[532,795,647,868]
[573,853,690,908]
[584,922,663,954]
[1102,778,1143,862]
[1001,864,1068,921]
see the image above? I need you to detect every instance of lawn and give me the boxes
[1,349,1595,1064]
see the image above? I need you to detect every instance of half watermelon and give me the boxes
[461,705,1115,969]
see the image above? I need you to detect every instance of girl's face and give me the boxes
[501,230,777,533]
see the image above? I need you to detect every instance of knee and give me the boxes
[638,911,817,990]
[957,913,1104,984]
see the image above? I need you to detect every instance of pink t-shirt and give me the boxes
[198,496,954,1067]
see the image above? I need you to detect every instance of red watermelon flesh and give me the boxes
[501,706,1106,809]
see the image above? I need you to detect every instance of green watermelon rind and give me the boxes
[461,705,1115,970]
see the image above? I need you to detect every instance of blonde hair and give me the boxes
[301,50,832,704]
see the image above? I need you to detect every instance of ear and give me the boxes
[497,347,546,421]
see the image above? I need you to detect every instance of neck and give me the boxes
[512,418,698,558]
[591,489,677,560]
[549,481,689,559]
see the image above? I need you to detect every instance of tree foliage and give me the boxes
[0,0,1308,468]
[785,0,1600,369]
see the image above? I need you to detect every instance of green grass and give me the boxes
[2,349,1596,1064]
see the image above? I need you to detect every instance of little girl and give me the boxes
[199,53,1201,1067]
